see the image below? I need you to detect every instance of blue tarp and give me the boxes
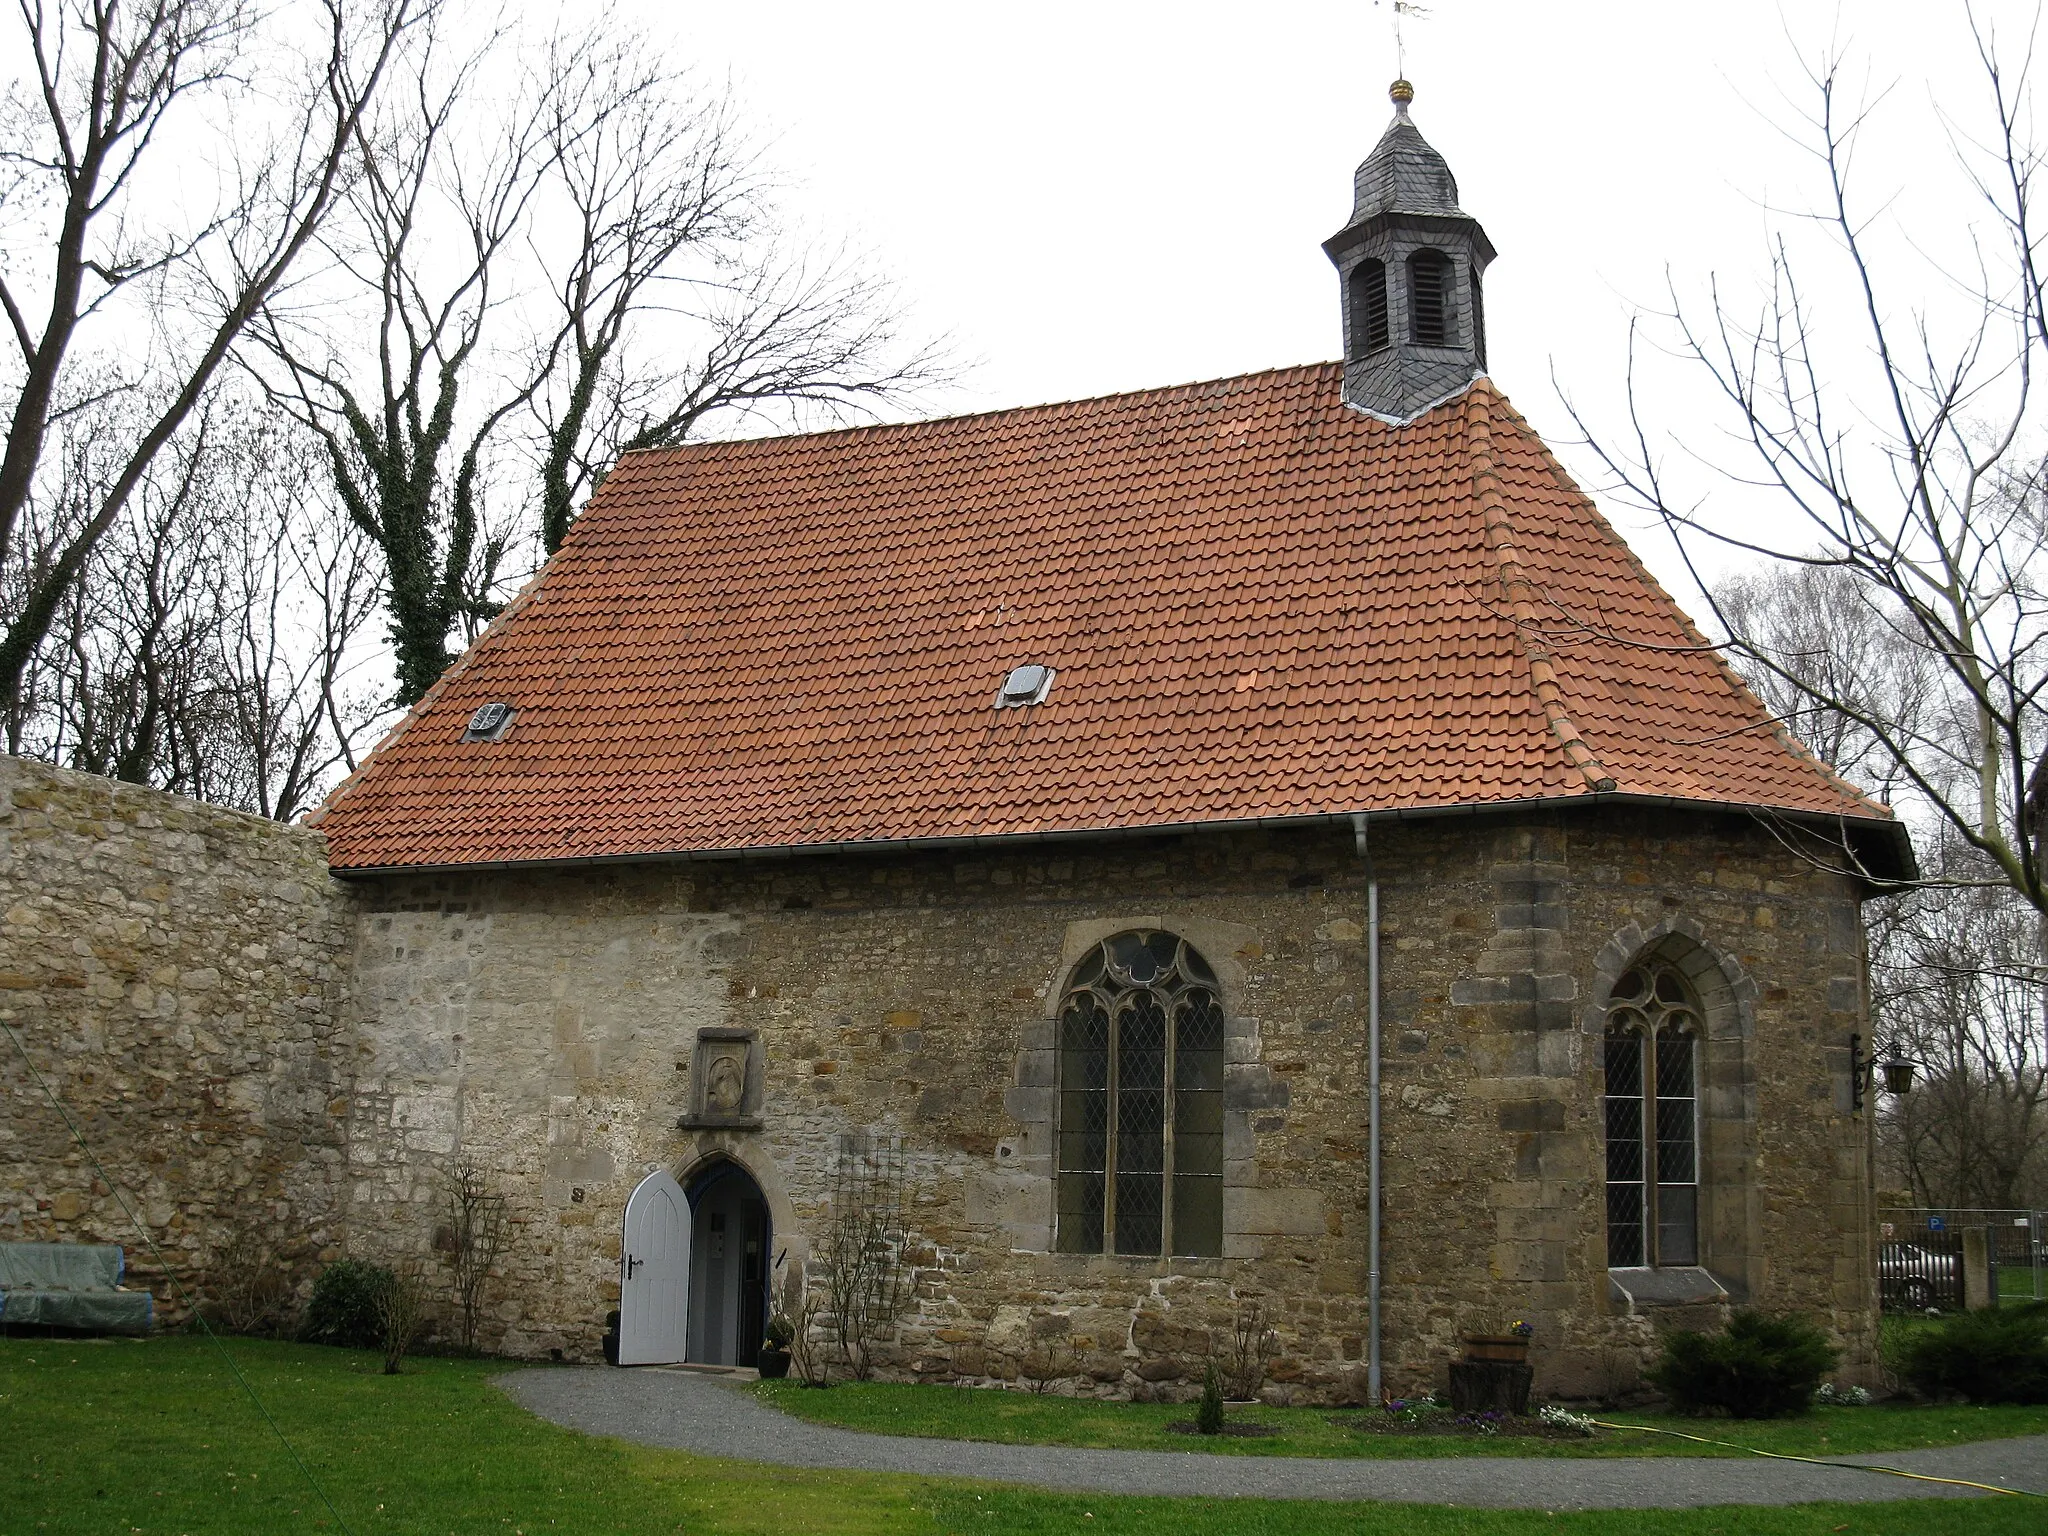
[0,1241,153,1334]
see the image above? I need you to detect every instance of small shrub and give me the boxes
[1195,1359,1225,1435]
[764,1313,795,1350]
[205,1229,290,1337]
[1017,1320,1073,1395]
[373,1260,431,1375]
[1224,1297,1279,1400]
[1647,1309,1838,1419]
[300,1259,392,1349]
[1896,1302,2048,1404]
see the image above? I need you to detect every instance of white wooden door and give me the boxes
[619,1169,690,1366]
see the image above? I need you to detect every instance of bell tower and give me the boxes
[1322,80,1496,423]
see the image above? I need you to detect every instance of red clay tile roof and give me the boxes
[312,366,1903,872]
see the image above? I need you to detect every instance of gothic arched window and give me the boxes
[1408,249,1453,346]
[1056,931,1225,1258]
[1603,960,1701,1268]
[1350,258,1390,354]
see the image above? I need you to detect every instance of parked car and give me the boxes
[1879,1241,1958,1309]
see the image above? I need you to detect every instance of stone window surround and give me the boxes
[1006,916,1269,1264]
[1584,916,1759,1307]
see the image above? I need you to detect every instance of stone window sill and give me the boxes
[1608,1265,1730,1311]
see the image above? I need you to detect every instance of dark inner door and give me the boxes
[685,1162,769,1367]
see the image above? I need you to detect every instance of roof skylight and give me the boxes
[463,702,516,742]
[995,664,1053,709]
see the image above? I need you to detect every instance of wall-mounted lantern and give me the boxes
[1850,1033,1924,1112]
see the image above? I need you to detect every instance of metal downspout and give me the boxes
[1354,813,1382,1402]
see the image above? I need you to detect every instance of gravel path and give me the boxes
[497,1366,2048,1510]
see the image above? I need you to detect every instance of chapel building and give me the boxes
[1,83,1906,1401]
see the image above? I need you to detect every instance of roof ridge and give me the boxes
[614,362,1347,463]
[1465,386,1618,795]
[1495,396,1894,822]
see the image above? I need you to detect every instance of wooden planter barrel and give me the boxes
[1449,1359,1532,1414]
[1461,1335,1530,1365]
[1452,1334,1532,1415]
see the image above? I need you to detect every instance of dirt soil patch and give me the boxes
[1165,1420,1285,1438]
[1332,1412,1593,1442]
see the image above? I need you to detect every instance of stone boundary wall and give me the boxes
[0,755,357,1323]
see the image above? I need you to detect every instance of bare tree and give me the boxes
[779,1264,828,1388]
[254,7,947,704]
[1710,558,2047,1208]
[371,1254,430,1374]
[1714,565,1946,815]
[0,0,421,716]
[527,32,950,555]
[1015,1313,1074,1395]
[250,6,550,703]
[1222,1295,1279,1402]
[1877,841,2048,1210]
[204,1226,291,1337]
[2,388,386,816]
[1563,11,2048,1059]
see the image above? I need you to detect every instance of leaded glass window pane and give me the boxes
[1172,990,1225,1257]
[1056,995,1109,1254]
[1658,1183,1699,1265]
[1115,995,1166,1256]
[1606,1180,1644,1268]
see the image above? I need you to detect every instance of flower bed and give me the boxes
[1332,1396,1597,1442]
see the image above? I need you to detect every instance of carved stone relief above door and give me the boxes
[678,1027,763,1130]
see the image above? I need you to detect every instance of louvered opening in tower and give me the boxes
[1409,250,1452,346]
[1350,258,1390,354]
[1472,266,1487,371]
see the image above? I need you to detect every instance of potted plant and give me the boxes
[1462,1318,1533,1365]
[758,1313,794,1379]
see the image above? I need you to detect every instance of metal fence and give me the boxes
[1877,1208,2045,1313]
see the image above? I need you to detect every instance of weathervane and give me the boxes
[1377,0,1432,80]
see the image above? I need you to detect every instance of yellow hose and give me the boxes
[1589,1419,2039,1498]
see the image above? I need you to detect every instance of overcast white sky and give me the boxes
[619,0,2035,603]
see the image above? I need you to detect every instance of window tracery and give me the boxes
[1603,959,1701,1268]
[1056,931,1224,1258]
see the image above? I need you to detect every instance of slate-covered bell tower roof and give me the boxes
[1324,80,1496,423]
[1348,78,1467,221]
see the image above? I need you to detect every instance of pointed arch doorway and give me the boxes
[619,1160,772,1367]
[684,1159,770,1367]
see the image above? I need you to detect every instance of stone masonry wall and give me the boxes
[343,804,1879,1399]
[0,751,1877,1394]
[0,756,357,1323]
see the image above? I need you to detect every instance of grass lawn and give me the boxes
[1998,1269,2044,1301]
[754,1378,2048,1461]
[0,1336,2039,1536]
